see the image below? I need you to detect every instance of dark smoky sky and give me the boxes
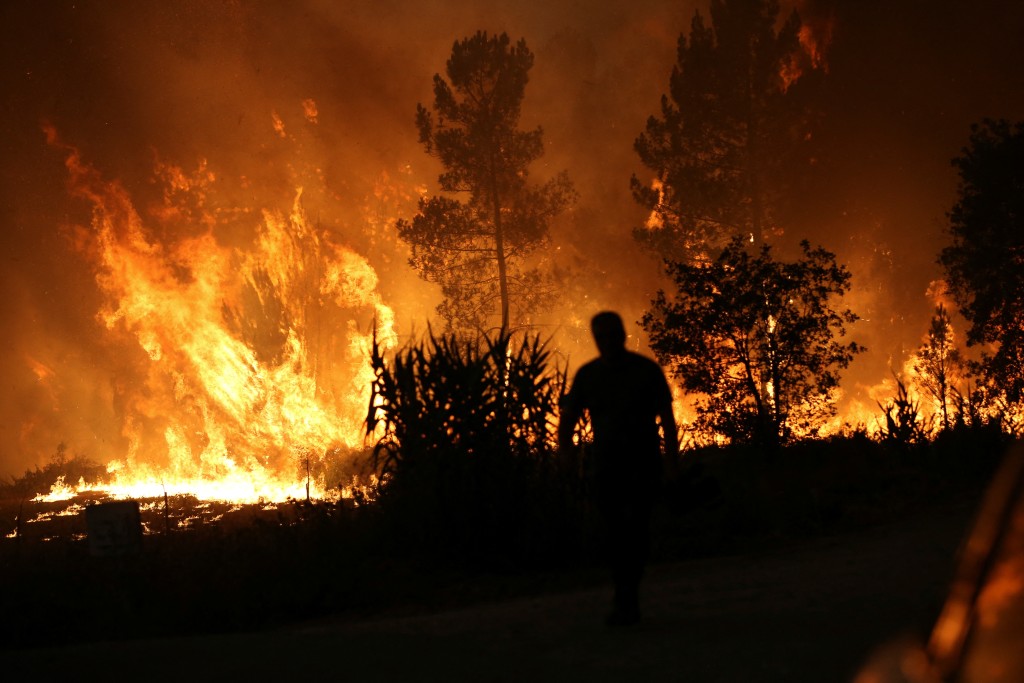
[1,0,1023,475]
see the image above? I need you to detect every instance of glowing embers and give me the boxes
[12,493,289,541]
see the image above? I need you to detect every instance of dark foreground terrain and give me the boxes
[6,495,977,683]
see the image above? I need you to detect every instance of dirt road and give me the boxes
[7,498,976,682]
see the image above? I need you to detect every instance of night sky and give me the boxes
[1,0,1023,477]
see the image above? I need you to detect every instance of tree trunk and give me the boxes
[489,159,510,336]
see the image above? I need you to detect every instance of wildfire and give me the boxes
[779,11,835,91]
[26,356,56,382]
[644,178,665,230]
[39,125,397,504]
[798,19,832,72]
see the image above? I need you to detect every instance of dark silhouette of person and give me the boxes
[559,311,679,626]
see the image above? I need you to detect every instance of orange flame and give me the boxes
[302,98,319,124]
[780,13,835,91]
[798,20,832,72]
[44,126,397,503]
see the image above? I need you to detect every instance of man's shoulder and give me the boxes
[624,350,666,373]
[625,352,672,395]
[572,357,602,383]
[574,351,666,377]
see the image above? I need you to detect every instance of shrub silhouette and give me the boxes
[877,375,931,448]
[365,330,585,565]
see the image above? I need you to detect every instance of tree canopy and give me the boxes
[397,31,575,334]
[631,0,821,261]
[643,236,862,446]
[939,119,1024,402]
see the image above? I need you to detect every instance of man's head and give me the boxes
[591,311,627,358]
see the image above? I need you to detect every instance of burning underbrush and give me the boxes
[1,328,1015,651]
[0,449,374,544]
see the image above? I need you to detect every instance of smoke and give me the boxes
[1,0,1023,477]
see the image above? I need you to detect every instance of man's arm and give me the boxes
[558,397,582,453]
[658,401,680,478]
[659,402,679,458]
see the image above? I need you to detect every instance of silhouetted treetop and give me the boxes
[939,119,1024,402]
[632,0,822,261]
[399,31,574,334]
[643,236,862,447]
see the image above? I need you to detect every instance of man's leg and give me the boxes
[605,498,652,626]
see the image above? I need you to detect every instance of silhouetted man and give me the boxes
[559,311,679,626]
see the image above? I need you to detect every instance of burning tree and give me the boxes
[397,32,575,335]
[643,236,862,447]
[912,303,965,432]
[939,119,1024,406]
[632,0,823,260]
